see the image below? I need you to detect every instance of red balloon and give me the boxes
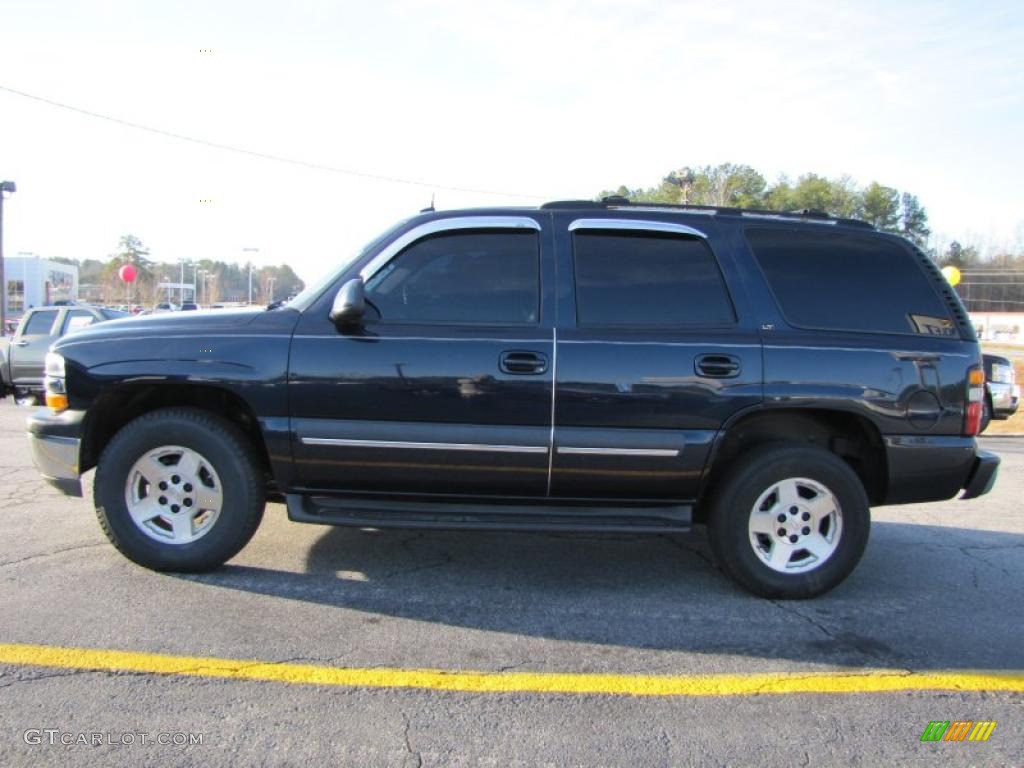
[118,264,138,283]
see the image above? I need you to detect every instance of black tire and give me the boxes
[706,443,870,599]
[93,407,265,572]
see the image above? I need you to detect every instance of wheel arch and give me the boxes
[699,407,887,520]
[81,383,273,486]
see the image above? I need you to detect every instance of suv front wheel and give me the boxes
[93,407,265,572]
[707,443,870,599]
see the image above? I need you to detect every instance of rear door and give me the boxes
[10,309,60,386]
[550,216,763,501]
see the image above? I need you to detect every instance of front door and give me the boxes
[289,216,555,498]
[550,217,763,501]
[10,309,60,386]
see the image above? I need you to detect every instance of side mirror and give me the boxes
[329,278,366,328]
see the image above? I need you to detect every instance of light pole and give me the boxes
[242,247,259,305]
[197,269,207,307]
[179,258,186,305]
[0,180,17,336]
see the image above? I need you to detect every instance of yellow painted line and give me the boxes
[1,643,1022,697]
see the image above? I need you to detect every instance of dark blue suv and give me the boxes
[26,199,999,597]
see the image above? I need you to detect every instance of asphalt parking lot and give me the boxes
[0,398,1021,766]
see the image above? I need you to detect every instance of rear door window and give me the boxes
[746,228,953,335]
[572,230,735,327]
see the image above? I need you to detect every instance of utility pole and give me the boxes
[242,247,259,304]
[197,269,207,307]
[664,168,695,205]
[267,276,276,304]
[0,180,16,336]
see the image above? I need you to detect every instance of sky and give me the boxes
[1,0,1022,284]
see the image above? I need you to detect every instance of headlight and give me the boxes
[44,352,65,378]
[43,352,68,412]
[990,363,1014,384]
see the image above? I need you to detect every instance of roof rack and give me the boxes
[540,196,874,229]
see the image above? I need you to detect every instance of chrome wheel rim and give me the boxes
[747,477,843,574]
[124,445,224,544]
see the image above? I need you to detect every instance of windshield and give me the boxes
[283,218,412,312]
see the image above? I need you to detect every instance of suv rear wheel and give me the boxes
[706,443,870,599]
[93,407,265,572]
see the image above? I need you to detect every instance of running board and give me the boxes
[286,494,691,534]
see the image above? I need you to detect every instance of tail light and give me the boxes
[964,366,985,436]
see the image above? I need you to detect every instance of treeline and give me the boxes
[64,235,304,306]
[599,163,931,246]
[601,164,1024,313]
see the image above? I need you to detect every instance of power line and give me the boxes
[961,270,1024,275]
[0,84,551,200]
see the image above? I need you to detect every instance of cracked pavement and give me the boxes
[0,399,1022,766]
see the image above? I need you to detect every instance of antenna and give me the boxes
[420,193,435,213]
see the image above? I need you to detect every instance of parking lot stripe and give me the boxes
[1,642,1022,697]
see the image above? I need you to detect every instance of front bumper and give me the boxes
[26,408,85,497]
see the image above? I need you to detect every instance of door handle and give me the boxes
[695,353,741,378]
[12,340,29,347]
[500,350,548,375]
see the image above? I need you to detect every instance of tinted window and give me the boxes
[365,229,539,324]
[572,231,735,326]
[23,310,58,335]
[746,228,952,335]
[63,310,96,333]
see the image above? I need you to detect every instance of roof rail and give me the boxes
[540,196,874,229]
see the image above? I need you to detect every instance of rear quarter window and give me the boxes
[746,228,954,336]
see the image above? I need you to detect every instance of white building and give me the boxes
[969,312,1024,344]
[3,254,78,315]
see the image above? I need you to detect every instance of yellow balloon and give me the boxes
[941,266,962,287]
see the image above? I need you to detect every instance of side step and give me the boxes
[286,494,691,534]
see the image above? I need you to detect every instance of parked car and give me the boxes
[1,305,128,402]
[25,199,999,598]
[179,302,199,311]
[981,353,1019,430]
[153,303,178,314]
